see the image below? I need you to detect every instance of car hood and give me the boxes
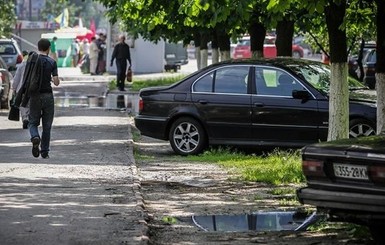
[349,89,376,103]
[303,135,385,158]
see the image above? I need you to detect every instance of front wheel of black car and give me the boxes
[169,117,207,156]
[349,118,376,138]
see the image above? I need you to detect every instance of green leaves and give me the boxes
[0,1,16,37]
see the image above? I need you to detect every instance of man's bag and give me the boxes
[8,95,20,121]
[126,68,133,83]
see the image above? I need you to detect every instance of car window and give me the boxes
[193,66,249,94]
[0,43,16,55]
[287,63,367,93]
[193,71,214,92]
[366,50,376,63]
[255,67,305,96]
[214,66,249,94]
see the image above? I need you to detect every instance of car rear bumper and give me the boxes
[297,187,385,213]
[134,115,168,140]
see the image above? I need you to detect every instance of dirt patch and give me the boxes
[134,135,374,245]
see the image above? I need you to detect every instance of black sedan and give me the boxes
[297,135,385,243]
[134,58,377,155]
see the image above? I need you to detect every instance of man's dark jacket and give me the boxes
[14,52,43,107]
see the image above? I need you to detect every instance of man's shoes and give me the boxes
[41,152,49,159]
[31,137,40,158]
[119,88,126,91]
[22,120,29,129]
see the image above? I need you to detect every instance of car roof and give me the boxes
[204,57,318,69]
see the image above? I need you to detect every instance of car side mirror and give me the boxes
[292,90,311,102]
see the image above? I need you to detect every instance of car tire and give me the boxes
[349,118,376,138]
[169,117,207,156]
[292,51,301,58]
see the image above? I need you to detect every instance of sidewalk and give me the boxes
[0,85,149,245]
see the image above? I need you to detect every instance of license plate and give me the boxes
[333,163,368,180]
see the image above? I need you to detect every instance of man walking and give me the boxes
[110,35,132,91]
[29,38,60,158]
[89,37,99,75]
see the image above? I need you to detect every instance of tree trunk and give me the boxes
[211,31,219,64]
[328,63,349,140]
[200,32,210,68]
[194,33,201,70]
[375,0,385,134]
[276,19,294,57]
[325,1,349,141]
[249,19,266,58]
[216,29,231,61]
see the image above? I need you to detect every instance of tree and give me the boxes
[0,0,16,37]
[375,0,385,134]
[324,1,349,140]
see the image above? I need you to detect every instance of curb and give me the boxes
[127,123,150,244]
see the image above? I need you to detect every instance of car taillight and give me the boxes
[369,166,385,184]
[302,159,325,177]
[16,54,23,64]
[138,98,143,113]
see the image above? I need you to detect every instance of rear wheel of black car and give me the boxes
[169,117,206,155]
[349,118,376,138]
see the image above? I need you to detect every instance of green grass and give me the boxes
[187,147,305,185]
[130,76,186,91]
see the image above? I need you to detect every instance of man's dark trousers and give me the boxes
[116,58,127,91]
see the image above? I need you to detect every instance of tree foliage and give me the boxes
[0,0,17,37]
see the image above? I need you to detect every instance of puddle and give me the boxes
[192,210,321,232]
[55,93,139,113]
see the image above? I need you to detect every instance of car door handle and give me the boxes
[198,100,208,104]
[254,102,264,107]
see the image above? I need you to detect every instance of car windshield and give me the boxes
[287,62,367,94]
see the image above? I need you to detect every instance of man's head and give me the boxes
[38,38,51,52]
[53,36,57,41]
[119,35,126,42]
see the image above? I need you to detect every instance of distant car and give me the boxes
[0,56,13,109]
[0,38,23,75]
[232,36,304,59]
[164,41,188,72]
[297,135,385,244]
[361,49,376,89]
[134,58,376,155]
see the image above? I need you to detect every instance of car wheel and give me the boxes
[169,117,206,155]
[349,118,376,138]
[292,51,301,58]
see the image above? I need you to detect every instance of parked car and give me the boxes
[134,58,376,155]
[0,56,13,109]
[164,41,188,72]
[360,48,376,89]
[297,135,385,244]
[232,36,304,59]
[0,38,23,75]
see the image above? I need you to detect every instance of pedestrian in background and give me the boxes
[11,50,29,129]
[110,34,132,91]
[71,39,80,67]
[96,33,106,74]
[28,38,60,159]
[50,36,58,61]
[89,37,99,75]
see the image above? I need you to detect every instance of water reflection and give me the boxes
[192,211,320,232]
[54,93,139,113]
